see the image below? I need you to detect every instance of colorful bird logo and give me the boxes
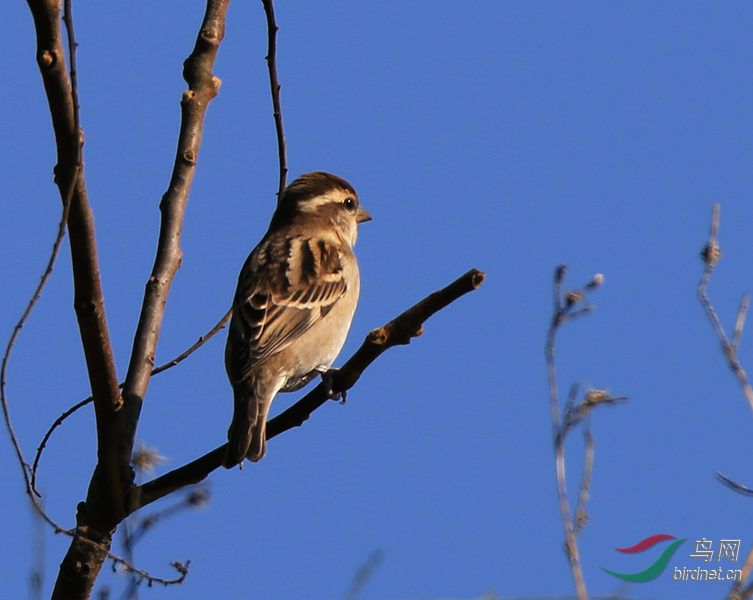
[601,533,686,583]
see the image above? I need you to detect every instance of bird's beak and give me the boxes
[356,206,372,223]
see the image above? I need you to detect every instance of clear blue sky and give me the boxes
[4,2,753,599]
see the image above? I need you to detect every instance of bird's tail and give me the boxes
[224,381,266,468]
[247,412,267,462]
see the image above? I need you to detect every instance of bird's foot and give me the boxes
[321,369,347,404]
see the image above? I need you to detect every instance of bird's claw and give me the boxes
[321,369,347,404]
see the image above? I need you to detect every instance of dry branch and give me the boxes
[23,1,129,597]
[120,1,230,492]
[27,0,123,517]
[698,203,753,414]
[20,2,483,598]
[22,2,233,598]
[2,134,76,502]
[261,0,288,199]
[545,266,623,600]
[31,308,232,495]
[119,488,208,599]
[696,204,753,599]
[344,549,384,600]
[152,309,232,376]
[132,268,485,511]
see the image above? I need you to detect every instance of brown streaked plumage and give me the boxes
[224,172,371,467]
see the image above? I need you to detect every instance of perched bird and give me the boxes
[223,172,371,467]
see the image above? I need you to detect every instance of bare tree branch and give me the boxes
[152,308,231,376]
[21,3,482,597]
[344,549,384,600]
[546,266,618,600]
[716,472,753,497]
[126,489,209,552]
[261,0,288,199]
[696,204,753,599]
[1,141,76,501]
[574,422,593,535]
[31,395,90,496]
[119,488,208,600]
[22,472,185,598]
[698,203,753,413]
[32,308,232,495]
[22,2,132,597]
[119,2,231,505]
[732,293,749,353]
[132,268,485,511]
[27,2,122,501]
[109,559,189,592]
[21,2,232,597]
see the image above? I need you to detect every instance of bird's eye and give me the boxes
[343,197,357,211]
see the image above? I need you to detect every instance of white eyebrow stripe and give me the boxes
[299,194,339,212]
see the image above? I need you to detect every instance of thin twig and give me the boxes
[697,205,753,599]
[51,515,189,592]
[125,488,209,551]
[697,204,753,414]
[31,395,91,496]
[574,423,593,535]
[261,0,288,199]
[546,267,609,600]
[64,0,81,150]
[152,308,231,376]
[109,559,189,590]
[132,269,485,512]
[4,0,81,527]
[17,462,183,594]
[0,166,77,498]
[732,293,750,353]
[118,488,207,600]
[344,549,384,600]
[561,383,580,430]
[716,472,753,497]
[31,309,231,496]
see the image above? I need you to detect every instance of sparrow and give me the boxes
[223,172,371,467]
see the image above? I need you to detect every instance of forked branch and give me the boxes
[545,265,624,600]
[21,2,234,598]
[119,0,231,507]
[698,203,753,414]
[31,309,232,496]
[696,205,753,600]
[132,268,485,511]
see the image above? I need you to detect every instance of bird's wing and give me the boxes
[226,234,348,381]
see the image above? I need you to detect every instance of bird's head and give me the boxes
[271,172,371,246]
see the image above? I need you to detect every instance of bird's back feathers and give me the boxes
[226,232,349,382]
